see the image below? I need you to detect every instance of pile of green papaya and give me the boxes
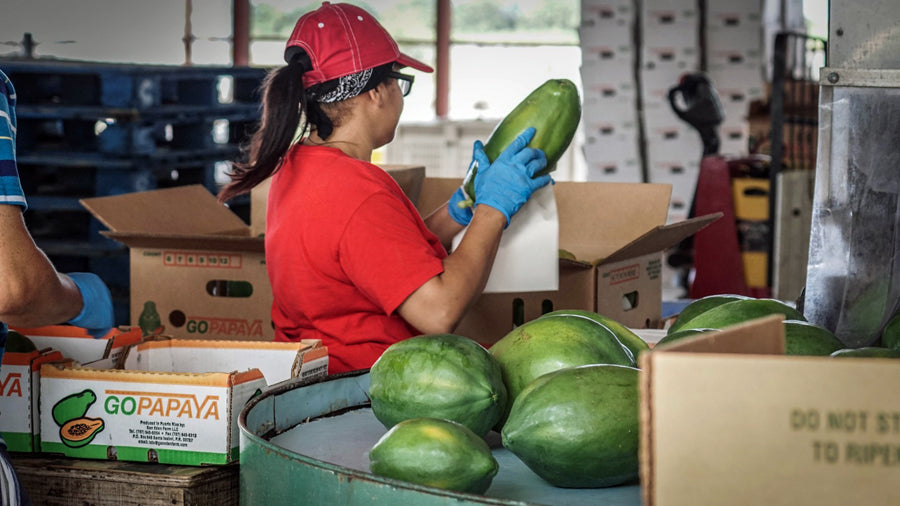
[364,293,900,495]
[366,308,648,493]
[659,294,900,358]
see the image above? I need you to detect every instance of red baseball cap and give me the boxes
[285,2,434,88]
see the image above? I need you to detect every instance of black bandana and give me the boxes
[307,63,393,103]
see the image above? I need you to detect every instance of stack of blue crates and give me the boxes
[1,59,267,324]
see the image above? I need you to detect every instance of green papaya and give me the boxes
[655,327,721,347]
[672,298,805,332]
[60,417,104,448]
[489,313,635,409]
[52,390,97,426]
[5,330,37,353]
[368,334,507,437]
[459,79,581,207]
[881,311,900,350]
[501,364,640,488]
[784,320,844,356]
[369,417,498,494]
[831,347,900,359]
[667,294,753,334]
[538,309,649,360]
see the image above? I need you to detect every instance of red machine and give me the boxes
[667,73,771,299]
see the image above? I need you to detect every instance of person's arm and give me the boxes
[398,128,550,334]
[0,205,84,327]
[422,202,466,252]
[0,72,114,332]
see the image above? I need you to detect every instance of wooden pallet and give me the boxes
[10,454,238,505]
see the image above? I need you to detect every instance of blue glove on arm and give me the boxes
[67,272,115,334]
[472,127,551,226]
[447,158,476,226]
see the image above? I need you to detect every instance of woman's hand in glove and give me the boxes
[472,127,550,226]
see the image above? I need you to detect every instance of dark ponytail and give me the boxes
[218,53,311,203]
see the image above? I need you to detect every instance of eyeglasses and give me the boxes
[386,71,414,97]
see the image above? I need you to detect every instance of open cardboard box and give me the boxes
[0,326,141,452]
[12,325,143,365]
[639,315,900,506]
[416,178,720,345]
[82,185,273,341]
[0,347,66,452]
[40,338,327,465]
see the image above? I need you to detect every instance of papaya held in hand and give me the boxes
[458,78,581,208]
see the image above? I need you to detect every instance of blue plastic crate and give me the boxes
[1,59,267,111]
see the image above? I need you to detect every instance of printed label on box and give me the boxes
[41,373,261,465]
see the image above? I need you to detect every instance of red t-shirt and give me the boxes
[266,145,446,374]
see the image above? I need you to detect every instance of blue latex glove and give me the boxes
[67,272,115,336]
[447,157,478,226]
[472,127,551,226]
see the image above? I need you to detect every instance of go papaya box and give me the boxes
[1,326,140,453]
[639,315,900,506]
[39,338,328,465]
[416,177,719,345]
[0,347,66,452]
[81,185,274,341]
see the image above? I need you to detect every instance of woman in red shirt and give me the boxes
[218,2,550,374]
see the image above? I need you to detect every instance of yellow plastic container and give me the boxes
[732,178,770,221]
[741,251,768,288]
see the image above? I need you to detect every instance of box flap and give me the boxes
[416,177,461,216]
[555,181,671,261]
[81,185,250,237]
[653,314,786,355]
[601,212,722,264]
[101,231,265,252]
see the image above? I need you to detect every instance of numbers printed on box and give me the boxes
[162,251,242,268]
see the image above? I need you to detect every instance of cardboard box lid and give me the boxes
[601,212,722,265]
[81,185,264,252]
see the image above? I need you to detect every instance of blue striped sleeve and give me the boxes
[0,70,26,210]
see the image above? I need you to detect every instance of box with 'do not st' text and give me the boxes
[640,315,900,506]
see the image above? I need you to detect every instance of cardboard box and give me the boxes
[82,185,273,341]
[40,338,327,465]
[13,325,143,364]
[416,178,719,344]
[1,326,141,452]
[0,348,65,452]
[639,315,900,505]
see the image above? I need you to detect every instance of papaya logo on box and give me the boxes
[103,390,221,420]
[51,389,105,448]
[166,309,265,338]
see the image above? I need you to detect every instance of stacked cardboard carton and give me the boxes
[579,0,643,183]
[704,0,766,156]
